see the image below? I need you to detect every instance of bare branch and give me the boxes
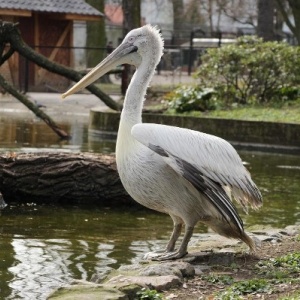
[275,0,296,36]
[0,46,15,66]
[0,73,70,139]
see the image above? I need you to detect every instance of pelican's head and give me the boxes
[62,25,164,98]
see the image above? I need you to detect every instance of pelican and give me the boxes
[62,25,262,260]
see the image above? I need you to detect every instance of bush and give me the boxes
[195,36,300,106]
[166,85,216,113]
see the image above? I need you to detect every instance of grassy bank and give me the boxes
[96,81,300,124]
[163,100,300,124]
[194,103,300,124]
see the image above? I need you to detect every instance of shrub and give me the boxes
[195,36,300,106]
[166,85,216,113]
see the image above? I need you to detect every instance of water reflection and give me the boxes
[0,204,175,299]
[8,238,73,299]
[0,114,300,299]
[0,114,115,153]
[240,151,300,227]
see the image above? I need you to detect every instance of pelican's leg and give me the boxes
[165,222,183,252]
[144,216,183,260]
[151,225,194,261]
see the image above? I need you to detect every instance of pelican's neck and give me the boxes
[120,57,157,128]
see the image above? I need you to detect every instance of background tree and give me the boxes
[172,0,185,41]
[85,0,106,67]
[172,0,205,40]
[121,0,141,95]
[257,0,275,41]
[218,0,256,28]
[218,0,299,44]
[122,0,141,35]
[275,0,300,44]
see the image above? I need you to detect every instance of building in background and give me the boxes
[0,0,103,92]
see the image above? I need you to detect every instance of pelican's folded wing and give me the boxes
[148,142,245,233]
[131,123,262,211]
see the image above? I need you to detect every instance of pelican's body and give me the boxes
[63,25,262,260]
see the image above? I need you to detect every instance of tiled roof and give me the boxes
[0,0,104,16]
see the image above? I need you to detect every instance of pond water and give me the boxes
[0,114,300,299]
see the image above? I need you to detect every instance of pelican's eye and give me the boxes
[128,36,136,44]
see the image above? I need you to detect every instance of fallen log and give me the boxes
[0,152,133,205]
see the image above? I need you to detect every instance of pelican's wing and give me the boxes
[132,123,262,212]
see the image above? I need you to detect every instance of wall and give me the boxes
[89,108,300,153]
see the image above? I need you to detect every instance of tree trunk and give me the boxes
[121,0,141,95]
[86,0,106,67]
[173,0,185,41]
[0,152,133,205]
[122,0,141,35]
[257,0,275,41]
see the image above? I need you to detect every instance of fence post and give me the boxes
[188,31,194,76]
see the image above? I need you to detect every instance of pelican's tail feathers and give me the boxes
[240,231,261,253]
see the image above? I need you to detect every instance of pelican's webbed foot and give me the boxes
[144,224,193,261]
[143,249,187,261]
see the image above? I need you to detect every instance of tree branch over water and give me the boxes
[0,74,70,139]
[0,21,121,111]
[0,21,122,138]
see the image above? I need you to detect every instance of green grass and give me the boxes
[205,105,300,124]
[166,101,300,124]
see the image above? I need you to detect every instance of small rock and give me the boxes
[193,265,211,275]
[139,264,182,278]
[106,274,182,291]
[139,261,195,278]
[208,253,235,266]
[283,225,300,236]
[47,284,127,300]
[164,262,195,277]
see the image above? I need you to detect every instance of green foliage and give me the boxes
[257,252,300,275]
[216,279,271,299]
[166,85,216,112]
[195,36,300,106]
[136,288,163,300]
[271,252,300,270]
[202,274,234,285]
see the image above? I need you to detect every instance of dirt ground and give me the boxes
[162,234,300,300]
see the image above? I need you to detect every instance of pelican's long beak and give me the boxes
[62,43,139,98]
